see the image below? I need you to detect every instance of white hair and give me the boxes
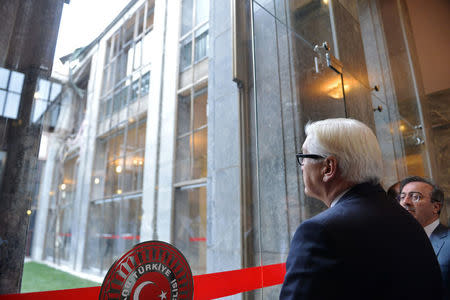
[304,118,383,184]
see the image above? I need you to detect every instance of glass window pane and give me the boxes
[108,134,124,160]
[0,67,9,89]
[127,47,134,76]
[193,128,207,179]
[123,155,135,193]
[119,197,142,246]
[180,38,192,70]
[105,39,112,64]
[32,99,48,122]
[131,78,139,102]
[135,150,144,190]
[116,51,128,84]
[113,90,121,113]
[122,85,129,108]
[138,122,146,148]
[50,83,62,101]
[36,79,51,100]
[101,65,110,95]
[181,0,193,36]
[140,72,150,96]
[0,90,6,114]
[177,95,191,136]
[108,61,116,92]
[175,135,191,182]
[83,202,119,274]
[124,18,134,45]
[138,7,145,35]
[174,186,206,275]
[3,93,21,119]
[113,33,120,57]
[106,97,112,116]
[146,4,154,30]
[49,104,60,128]
[127,126,138,151]
[142,31,153,66]
[9,71,24,94]
[193,88,207,129]
[134,40,142,70]
[195,0,209,25]
[104,163,114,196]
[194,29,208,62]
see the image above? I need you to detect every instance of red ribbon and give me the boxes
[0,263,286,299]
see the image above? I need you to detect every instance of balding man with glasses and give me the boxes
[280,118,442,300]
[399,176,449,299]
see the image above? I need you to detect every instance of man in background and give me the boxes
[280,118,442,300]
[400,176,449,299]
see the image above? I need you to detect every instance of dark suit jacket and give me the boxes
[280,182,443,300]
[430,223,450,299]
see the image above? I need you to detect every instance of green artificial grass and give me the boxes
[21,262,99,293]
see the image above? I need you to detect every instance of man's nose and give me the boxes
[400,195,412,206]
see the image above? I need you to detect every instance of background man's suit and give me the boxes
[430,223,450,299]
[280,182,443,300]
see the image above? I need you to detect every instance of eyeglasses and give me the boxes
[398,192,425,203]
[296,153,326,166]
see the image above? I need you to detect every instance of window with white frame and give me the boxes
[98,1,154,123]
[174,0,210,275]
[0,67,25,120]
[174,83,208,275]
[32,78,62,123]
[179,0,209,71]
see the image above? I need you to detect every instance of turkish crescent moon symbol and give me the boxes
[133,281,155,300]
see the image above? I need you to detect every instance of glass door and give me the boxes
[249,0,347,297]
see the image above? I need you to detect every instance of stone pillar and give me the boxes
[0,0,64,293]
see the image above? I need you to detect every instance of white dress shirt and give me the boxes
[330,188,351,208]
[424,218,440,238]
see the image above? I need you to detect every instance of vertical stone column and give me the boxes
[207,0,243,280]
[0,69,40,293]
[0,0,64,293]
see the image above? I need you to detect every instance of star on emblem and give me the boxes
[159,290,167,300]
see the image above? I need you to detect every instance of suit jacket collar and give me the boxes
[335,182,384,206]
[430,223,448,256]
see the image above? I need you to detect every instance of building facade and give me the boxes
[2,0,446,297]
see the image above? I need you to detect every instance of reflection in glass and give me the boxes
[36,79,51,100]
[174,185,206,275]
[195,0,209,25]
[180,37,192,70]
[181,0,193,36]
[3,93,20,119]
[177,95,191,136]
[249,2,345,297]
[194,28,208,62]
[50,84,62,101]
[175,135,191,182]
[378,0,429,177]
[142,31,153,66]
[0,67,25,120]
[9,71,25,93]
[146,3,154,30]
[193,128,207,178]
[0,90,6,113]
[193,88,207,129]
[32,99,48,123]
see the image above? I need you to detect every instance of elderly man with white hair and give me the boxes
[280,118,442,300]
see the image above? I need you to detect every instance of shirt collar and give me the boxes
[330,188,351,208]
[424,219,440,237]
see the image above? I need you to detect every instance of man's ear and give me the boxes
[322,156,338,182]
[432,201,442,215]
